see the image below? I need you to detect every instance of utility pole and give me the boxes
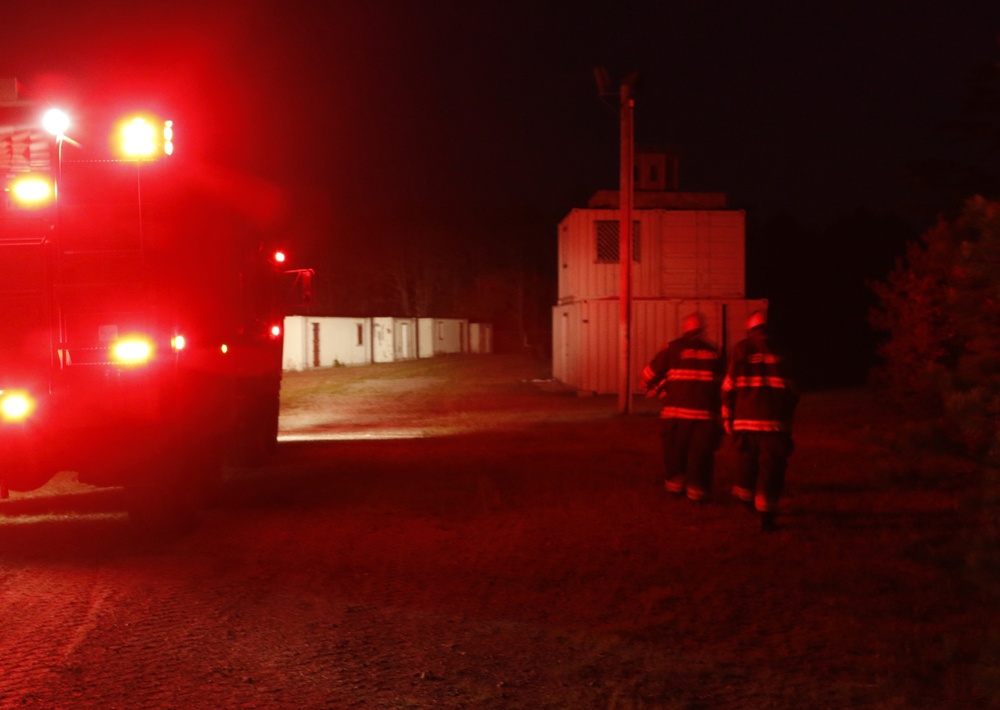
[618,76,636,414]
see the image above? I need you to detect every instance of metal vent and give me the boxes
[595,220,640,264]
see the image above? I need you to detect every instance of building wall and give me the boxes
[469,322,493,354]
[552,298,768,394]
[430,318,469,354]
[284,316,482,370]
[656,211,745,299]
[372,317,395,363]
[282,316,308,371]
[282,316,371,371]
[553,198,762,394]
[557,208,746,304]
[417,318,435,359]
[393,318,417,361]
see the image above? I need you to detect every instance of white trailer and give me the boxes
[282,316,371,370]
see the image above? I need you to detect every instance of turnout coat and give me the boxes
[640,332,723,421]
[721,328,798,433]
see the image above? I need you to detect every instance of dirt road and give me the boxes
[0,355,992,708]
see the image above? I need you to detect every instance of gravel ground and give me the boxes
[0,354,993,709]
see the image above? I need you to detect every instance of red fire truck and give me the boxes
[0,81,311,521]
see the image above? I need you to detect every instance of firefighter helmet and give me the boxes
[681,312,705,334]
[747,310,767,331]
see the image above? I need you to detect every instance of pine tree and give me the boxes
[943,197,1000,459]
[871,197,1000,460]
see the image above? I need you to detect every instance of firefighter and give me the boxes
[640,312,724,502]
[722,310,799,531]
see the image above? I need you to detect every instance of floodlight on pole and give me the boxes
[118,115,173,159]
[618,74,638,415]
[42,108,70,138]
[122,117,157,157]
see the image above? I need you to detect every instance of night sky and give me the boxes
[3,1,999,380]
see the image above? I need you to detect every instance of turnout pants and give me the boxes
[731,432,794,512]
[659,419,719,501]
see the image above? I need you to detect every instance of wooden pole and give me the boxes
[618,80,635,414]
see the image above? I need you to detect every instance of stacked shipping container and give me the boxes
[552,187,766,394]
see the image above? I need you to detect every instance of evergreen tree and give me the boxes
[871,197,1000,459]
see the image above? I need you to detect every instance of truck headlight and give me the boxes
[8,175,54,208]
[111,336,154,366]
[0,391,35,422]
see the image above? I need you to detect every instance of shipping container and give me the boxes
[552,298,768,394]
[553,179,767,396]
[557,208,746,303]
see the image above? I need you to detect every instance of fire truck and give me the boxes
[0,81,311,521]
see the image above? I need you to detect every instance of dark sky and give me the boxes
[2,1,999,253]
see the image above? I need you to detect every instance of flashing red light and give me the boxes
[171,334,186,351]
[270,324,281,338]
[273,251,286,264]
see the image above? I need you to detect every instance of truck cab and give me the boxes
[0,82,311,518]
